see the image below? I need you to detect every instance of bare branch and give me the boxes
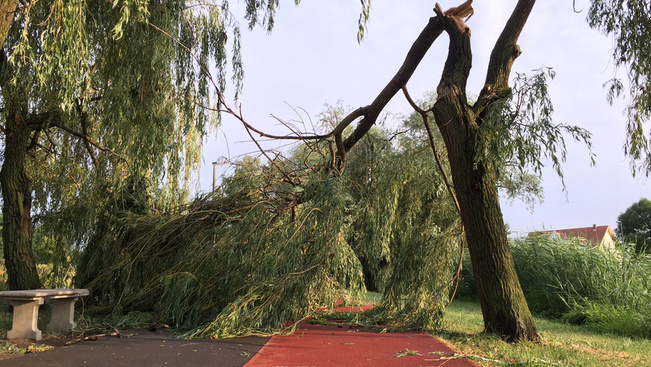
[25,110,61,129]
[402,85,428,115]
[49,121,129,167]
[26,127,42,152]
[573,0,583,13]
[473,0,536,122]
[76,99,98,168]
[342,14,447,151]
[403,85,461,215]
[482,0,536,92]
[241,116,297,186]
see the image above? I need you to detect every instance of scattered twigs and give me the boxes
[64,325,123,346]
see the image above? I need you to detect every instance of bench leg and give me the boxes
[47,297,79,333]
[7,298,44,341]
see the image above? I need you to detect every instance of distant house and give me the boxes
[528,225,617,250]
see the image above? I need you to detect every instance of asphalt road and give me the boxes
[0,329,269,367]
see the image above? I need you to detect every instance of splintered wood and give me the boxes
[443,0,474,20]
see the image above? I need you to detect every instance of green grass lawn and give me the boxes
[441,300,651,366]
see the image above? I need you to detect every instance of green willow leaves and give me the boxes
[587,0,651,175]
[1,1,281,287]
[476,67,594,190]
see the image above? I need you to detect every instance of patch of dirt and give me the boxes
[567,343,630,359]
[547,340,645,365]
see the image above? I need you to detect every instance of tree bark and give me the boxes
[433,93,539,342]
[1,112,42,290]
[0,0,19,48]
[1,12,42,290]
[431,1,540,342]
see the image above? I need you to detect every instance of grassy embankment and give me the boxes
[441,300,650,367]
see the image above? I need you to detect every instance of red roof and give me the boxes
[529,225,615,246]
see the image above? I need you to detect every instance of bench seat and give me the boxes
[0,288,89,341]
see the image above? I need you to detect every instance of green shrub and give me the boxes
[576,303,651,338]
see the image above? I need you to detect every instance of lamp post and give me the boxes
[212,160,229,191]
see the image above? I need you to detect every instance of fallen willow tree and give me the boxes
[77,177,365,337]
[75,121,461,338]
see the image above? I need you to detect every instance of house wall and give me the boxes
[601,231,617,250]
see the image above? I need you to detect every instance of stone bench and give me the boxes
[0,288,89,341]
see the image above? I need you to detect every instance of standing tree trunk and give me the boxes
[1,111,42,290]
[431,1,540,342]
[328,1,539,341]
[1,13,43,289]
[433,94,539,341]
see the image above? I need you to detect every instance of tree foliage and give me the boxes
[617,198,651,253]
[0,0,380,290]
[0,0,283,289]
[477,68,594,189]
[3,0,649,343]
[587,0,651,175]
[76,1,581,342]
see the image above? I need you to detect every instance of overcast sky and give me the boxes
[197,0,649,237]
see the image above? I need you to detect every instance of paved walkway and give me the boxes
[246,323,476,367]
[1,304,477,366]
[0,329,268,367]
[1,325,477,367]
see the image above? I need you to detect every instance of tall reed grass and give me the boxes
[457,236,651,338]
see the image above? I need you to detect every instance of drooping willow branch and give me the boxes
[403,84,466,306]
[48,122,109,155]
[402,85,460,215]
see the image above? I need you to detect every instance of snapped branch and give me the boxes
[433,3,473,100]
[342,13,446,151]
[342,1,474,153]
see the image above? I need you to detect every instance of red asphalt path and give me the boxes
[245,318,477,367]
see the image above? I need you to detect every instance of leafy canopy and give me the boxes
[617,198,651,253]
[476,68,594,192]
[0,0,291,280]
